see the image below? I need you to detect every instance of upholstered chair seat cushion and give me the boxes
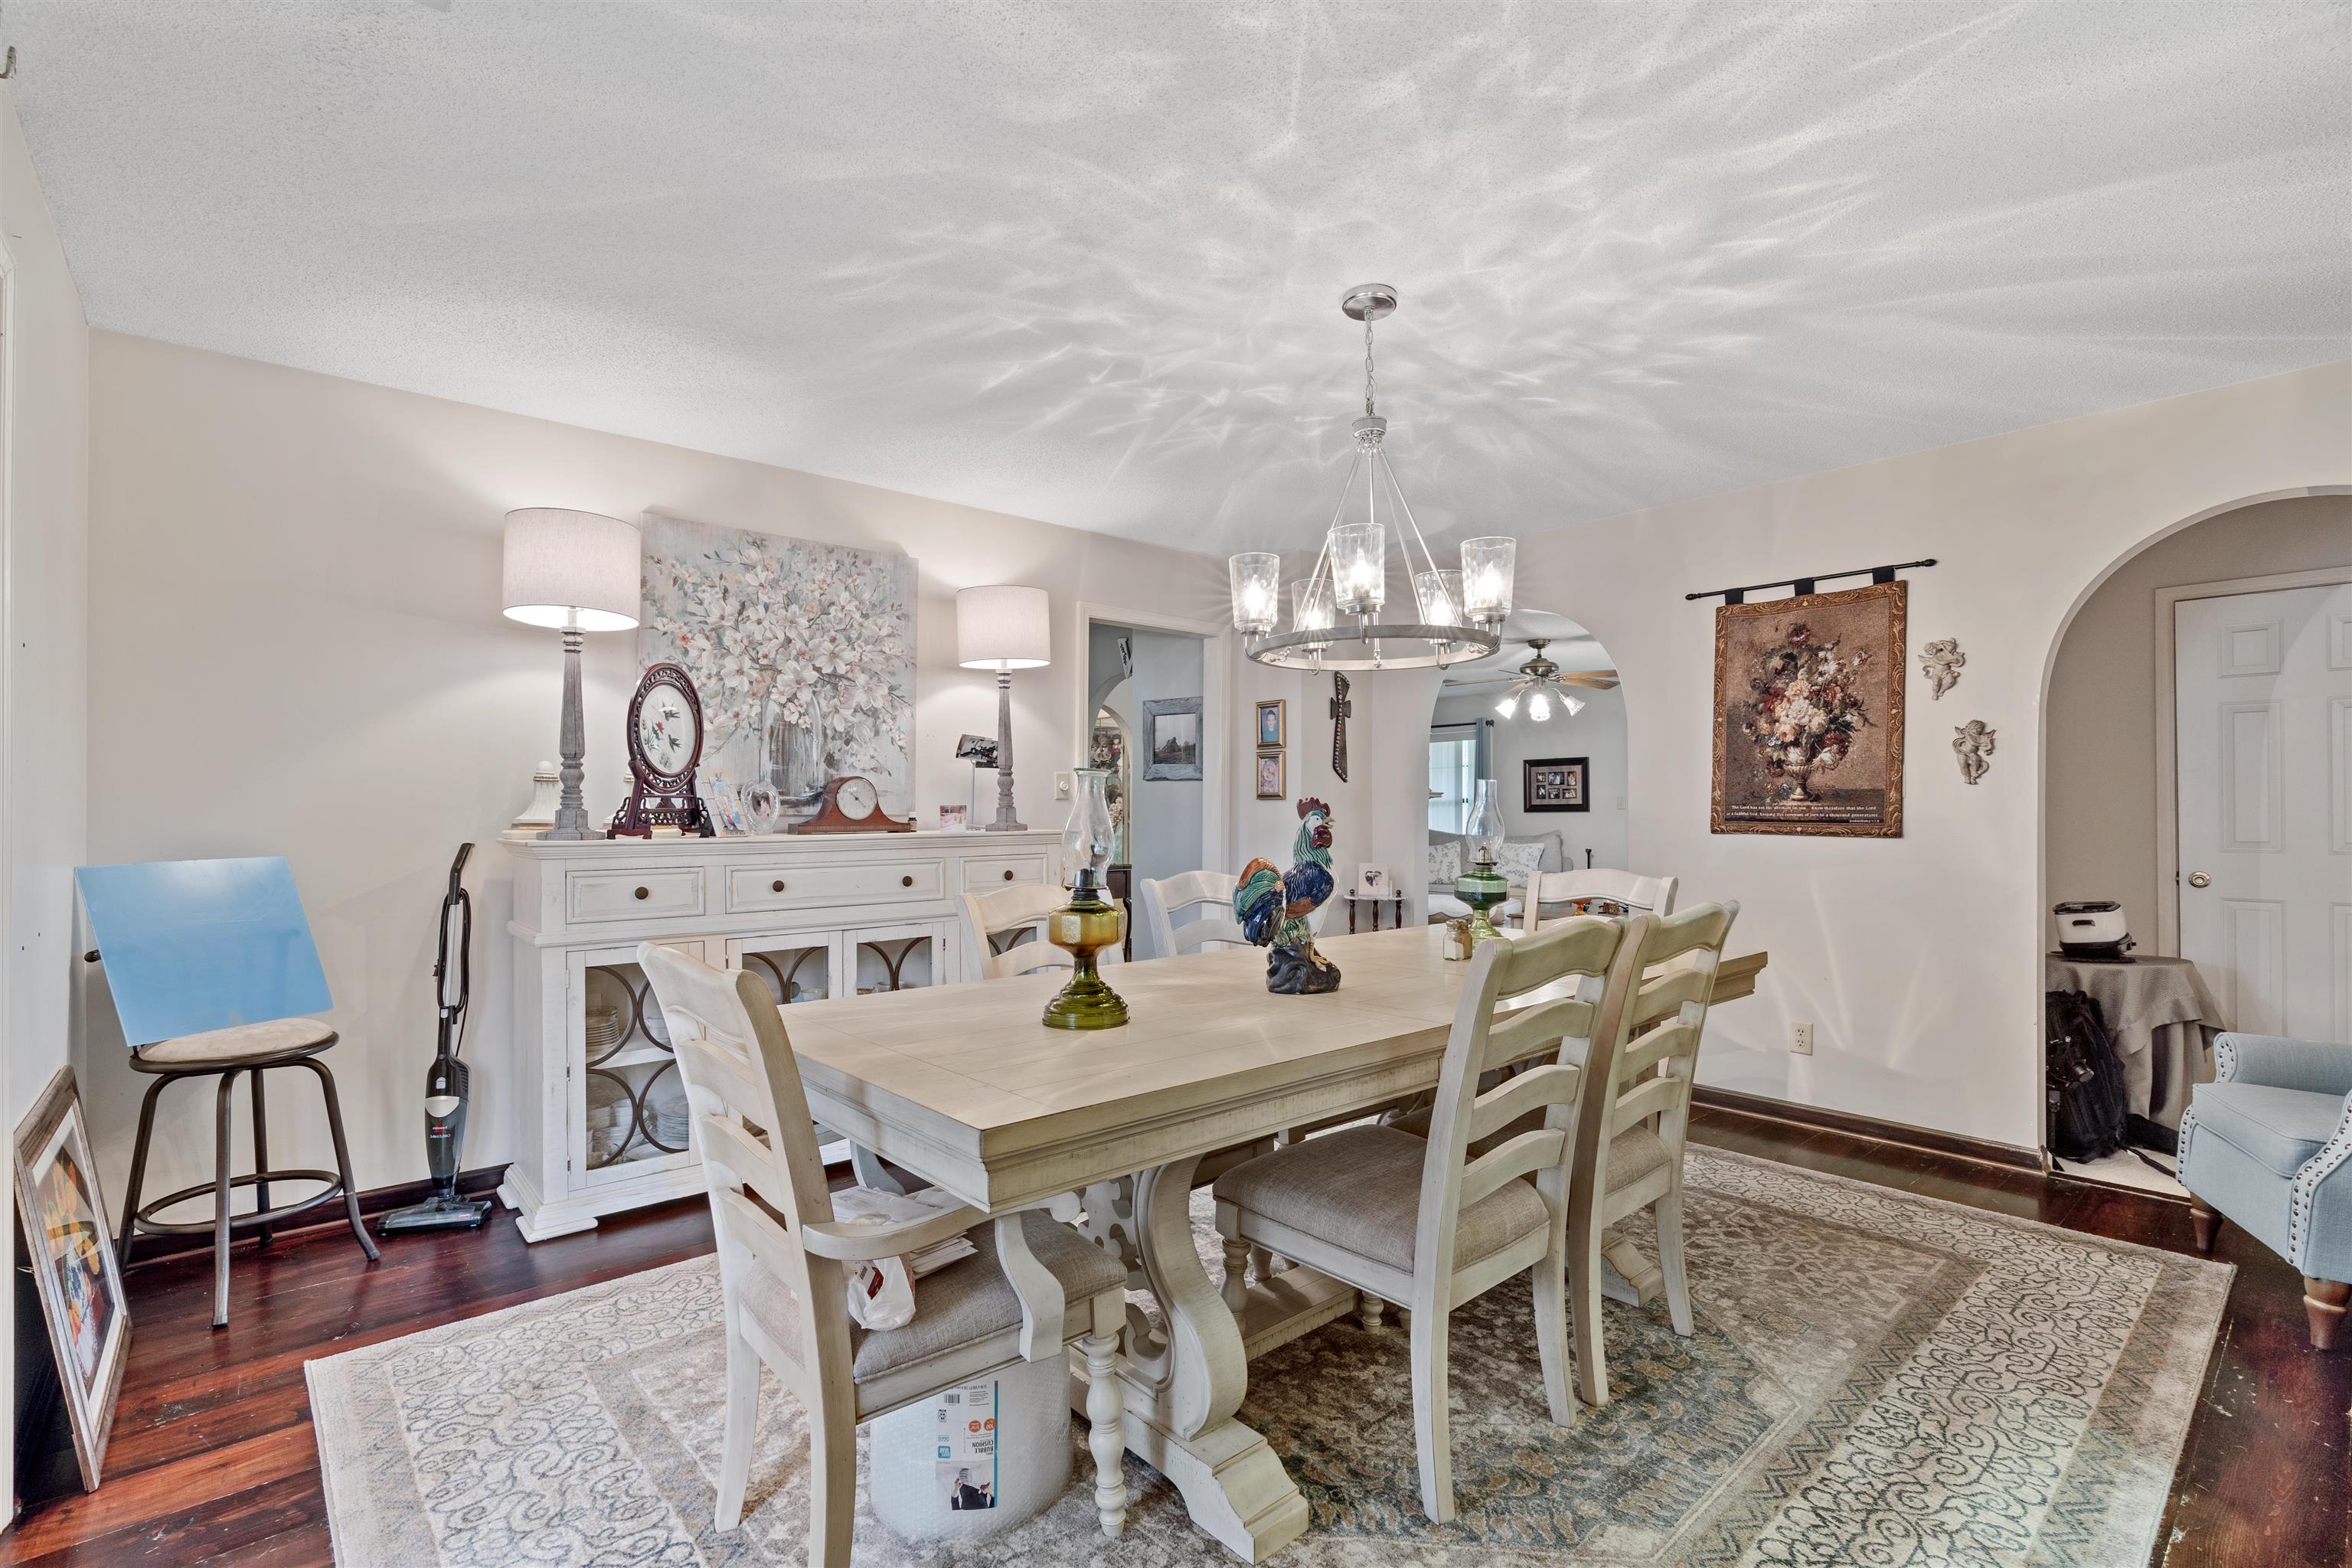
[1214,1125,1548,1272]
[753,1212,1125,1383]
[2191,1082,2345,1180]
[1390,1102,1669,1191]
[136,1016,335,1065]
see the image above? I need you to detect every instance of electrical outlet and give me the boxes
[1790,1022,1815,1056]
[1054,771,1073,799]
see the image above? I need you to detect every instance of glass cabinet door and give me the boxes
[571,940,704,1187]
[845,920,947,995]
[730,933,843,1009]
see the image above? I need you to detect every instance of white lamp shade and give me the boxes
[502,508,642,631]
[956,585,1052,670]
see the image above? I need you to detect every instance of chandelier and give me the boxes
[1491,638,1618,720]
[1228,285,1516,671]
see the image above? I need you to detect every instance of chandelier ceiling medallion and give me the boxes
[1229,285,1516,672]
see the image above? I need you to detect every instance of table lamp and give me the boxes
[503,508,641,839]
[956,585,1050,832]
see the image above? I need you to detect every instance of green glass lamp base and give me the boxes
[1456,864,1511,946]
[1043,970,1131,1030]
[1043,889,1129,1030]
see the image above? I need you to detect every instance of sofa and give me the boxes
[2179,1032,2352,1348]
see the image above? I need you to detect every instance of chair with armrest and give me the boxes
[1211,914,1645,1522]
[1517,868,1677,933]
[637,943,1128,1561]
[2180,1032,2352,1348]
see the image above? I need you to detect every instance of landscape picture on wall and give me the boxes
[1144,696,1204,780]
[638,515,915,822]
[1712,580,1906,837]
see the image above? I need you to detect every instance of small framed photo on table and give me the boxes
[1253,750,1286,799]
[1255,699,1286,749]
[1524,756,1589,813]
[1355,863,1392,897]
[14,1068,130,1491]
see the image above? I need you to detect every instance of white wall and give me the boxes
[2045,493,2350,946]
[80,330,1226,1207]
[1431,688,1630,870]
[1123,627,1207,909]
[1295,361,2350,1151]
[2,79,89,1514]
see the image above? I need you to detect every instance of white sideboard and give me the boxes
[499,828,1067,1241]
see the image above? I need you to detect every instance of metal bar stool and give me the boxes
[114,1017,377,1327]
[77,855,381,1329]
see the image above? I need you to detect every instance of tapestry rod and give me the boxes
[1685,558,1938,606]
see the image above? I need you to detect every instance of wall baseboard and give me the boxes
[122,1163,511,1266]
[1692,1086,2046,1173]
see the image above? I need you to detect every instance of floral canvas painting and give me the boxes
[639,516,915,822]
[1711,580,1905,837]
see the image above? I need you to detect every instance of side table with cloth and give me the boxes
[2045,954,2227,1132]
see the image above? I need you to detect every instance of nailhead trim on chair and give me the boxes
[2213,1035,2240,1082]
[2175,1104,2199,1175]
[2287,1096,2352,1271]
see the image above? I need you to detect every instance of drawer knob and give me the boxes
[1003,868,1016,881]
[772,879,786,893]
[901,874,914,887]
[633,886,650,901]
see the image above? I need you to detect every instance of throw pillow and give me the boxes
[1425,838,1462,888]
[1494,839,1547,889]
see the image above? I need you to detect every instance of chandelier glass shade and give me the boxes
[1231,286,1515,672]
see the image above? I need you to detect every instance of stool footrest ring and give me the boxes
[130,1168,348,1236]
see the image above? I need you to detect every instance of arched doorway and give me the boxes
[1419,609,1628,926]
[2038,487,2351,1189]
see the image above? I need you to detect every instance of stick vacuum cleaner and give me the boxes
[381,844,494,1234]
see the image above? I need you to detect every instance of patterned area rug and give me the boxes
[307,1151,2230,1566]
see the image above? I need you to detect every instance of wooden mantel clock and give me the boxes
[791,776,914,835]
[609,663,714,838]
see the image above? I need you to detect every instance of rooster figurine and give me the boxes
[1234,797,1341,994]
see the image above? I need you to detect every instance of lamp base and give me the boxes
[1043,891,1127,1028]
[984,818,1028,832]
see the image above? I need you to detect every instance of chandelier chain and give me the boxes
[1364,317,1376,416]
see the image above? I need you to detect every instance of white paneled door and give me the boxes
[2175,582,2352,1041]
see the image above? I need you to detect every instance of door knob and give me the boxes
[2187,871,2211,889]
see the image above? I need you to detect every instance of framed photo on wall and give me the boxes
[1711,580,1906,837]
[1524,756,1589,812]
[1253,749,1285,799]
[14,1067,131,1491]
[1142,696,1204,781]
[1254,699,1286,749]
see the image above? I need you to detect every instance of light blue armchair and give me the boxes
[2180,1033,2352,1348]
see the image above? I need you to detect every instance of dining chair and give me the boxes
[1564,900,1736,1406]
[1135,870,1245,959]
[637,943,1129,1562]
[959,880,1125,981]
[1517,868,1678,933]
[1211,914,1645,1523]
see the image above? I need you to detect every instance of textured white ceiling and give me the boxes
[11,2,2348,554]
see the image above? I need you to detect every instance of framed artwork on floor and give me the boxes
[1711,580,1906,837]
[13,1067,131,1491]
[1524,756,1589,812]
[1253,750,1285,799]
[1255,699,1286,749]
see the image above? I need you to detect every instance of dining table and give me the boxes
[777,920,1769,1563]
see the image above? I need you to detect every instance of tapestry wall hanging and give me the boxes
[637,515,916,823]
[1711,580,1905,838]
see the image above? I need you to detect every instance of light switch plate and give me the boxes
[1054,771,1073,799]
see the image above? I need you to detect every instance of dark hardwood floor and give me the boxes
[5,1106,2344,1566]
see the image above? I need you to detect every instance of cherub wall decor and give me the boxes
[1952,719,1995,785]
[1919,638,1965,699]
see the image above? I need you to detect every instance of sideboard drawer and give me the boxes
[960,852,1051,891]
[568,867,705,924]
[726,858,946,914]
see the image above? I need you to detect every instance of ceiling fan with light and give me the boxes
[1453,638,1619,721]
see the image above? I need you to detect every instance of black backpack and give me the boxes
[2045,989,2128,1165]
